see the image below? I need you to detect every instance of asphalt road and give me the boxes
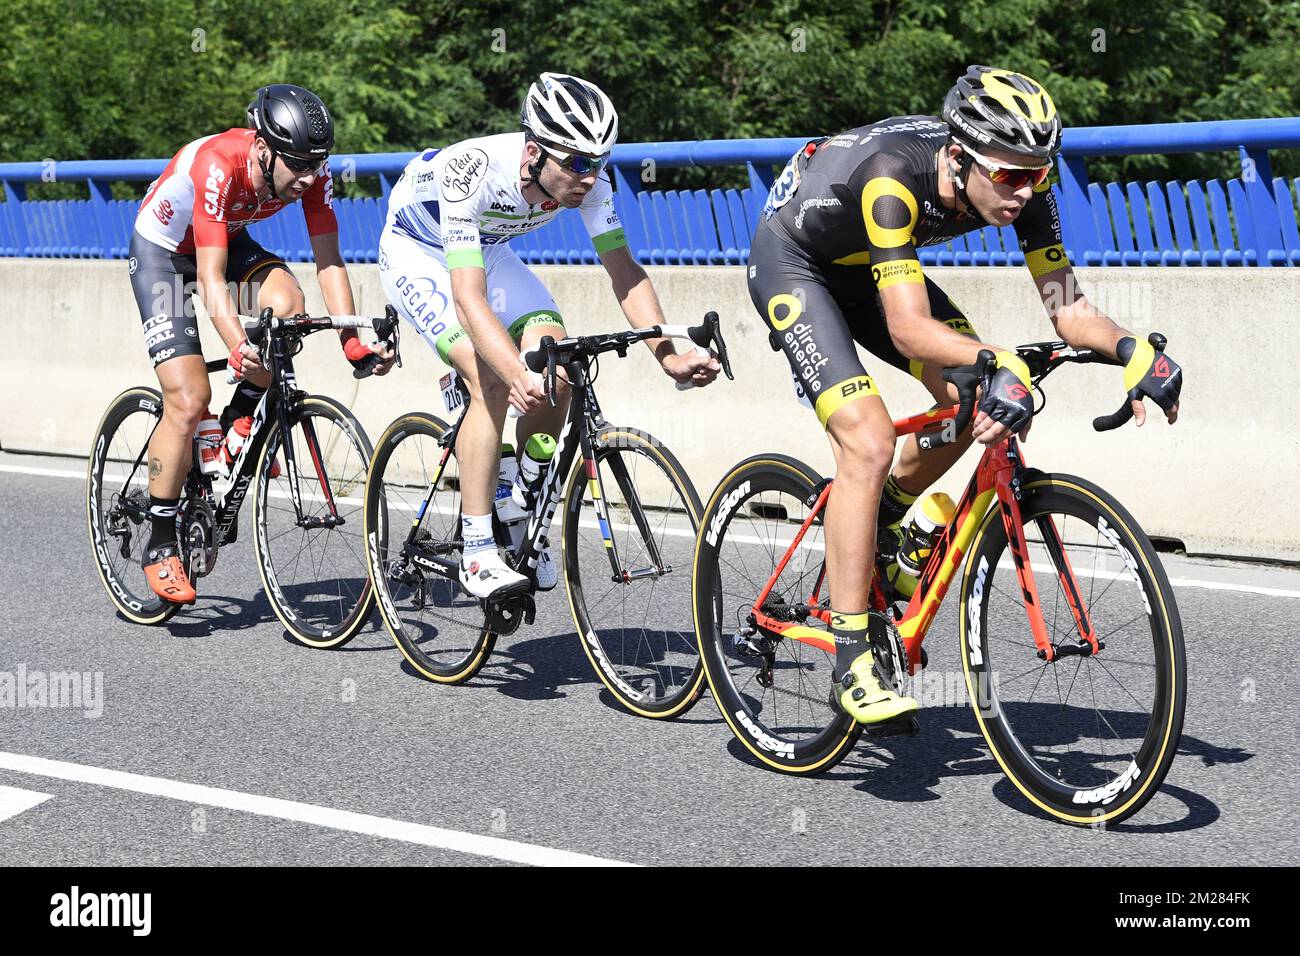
[0,451,1294,866]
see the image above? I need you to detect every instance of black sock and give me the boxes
[877,473,920,531]
[147,496,180,551]
[220,382,266,433]
[832,610,871,677]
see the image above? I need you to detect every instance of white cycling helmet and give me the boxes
[520,72,619,156]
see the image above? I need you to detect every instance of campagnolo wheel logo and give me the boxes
[705,480,750,548]
[583,631,643,700]
[367,531,402,625]
[90,435,145,613]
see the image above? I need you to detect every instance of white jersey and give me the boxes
[383,132,627,268]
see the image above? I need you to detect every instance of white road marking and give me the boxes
[6,461,1300,598]
[0,784,52,823]
[0,751,633,867]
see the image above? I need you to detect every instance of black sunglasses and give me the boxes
[279,152,327,175]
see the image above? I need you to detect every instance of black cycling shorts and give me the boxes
[747,219,979,428]
[128,230,285,367]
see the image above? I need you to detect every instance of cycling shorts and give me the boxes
[378,229,566,366]
[128,229,284,368]
[747,219,980,427]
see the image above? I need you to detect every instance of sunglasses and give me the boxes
[279,152,328,176]
[962,144,1052,190]
[545,147,610,175]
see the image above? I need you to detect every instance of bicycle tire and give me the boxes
[363,412,496,683]
[562,425,706,718]
[960,473,1186,827]
[693,454,862,772]
[86,386,182,626]
[254,394,375,648]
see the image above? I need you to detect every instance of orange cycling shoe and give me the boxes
[142,543,197,605]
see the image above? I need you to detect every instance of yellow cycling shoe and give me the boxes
[837,650,919,724]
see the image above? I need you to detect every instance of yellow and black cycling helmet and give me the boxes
[942,65,1062,160]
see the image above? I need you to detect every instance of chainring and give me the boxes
[181,497,218,578]
[868,610,910,694]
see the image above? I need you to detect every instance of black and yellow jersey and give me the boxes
[761,115,1068,287]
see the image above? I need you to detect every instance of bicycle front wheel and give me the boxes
[562,425,705,718]
[960,473,1186,827]
[692,455,861,773]
[363,412,495,683]
[254,394,374,648]
[87,386,181,626]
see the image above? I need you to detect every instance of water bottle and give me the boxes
[222,415,252,471]
[511,433,557,510]
[887,491,956,598]
[495,445,527,550]
[193,411,224,477]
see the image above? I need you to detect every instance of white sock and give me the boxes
[461,513,495,557]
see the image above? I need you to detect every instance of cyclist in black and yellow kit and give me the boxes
[747,65,1184,725]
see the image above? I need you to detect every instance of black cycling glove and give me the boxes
[978,351,1035,436]
[1116,336,1182,415]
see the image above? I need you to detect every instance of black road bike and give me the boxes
[364,312,733,717]
[88,307,398,647]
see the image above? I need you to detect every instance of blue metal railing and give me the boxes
[2,118,1299,266]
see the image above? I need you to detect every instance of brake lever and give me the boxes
[353,306,402,379]
[924,349,996,450]
[546,343,558,408]
[706,311,734,381]
[676,311,734,391]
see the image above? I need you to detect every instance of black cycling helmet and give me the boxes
[942,65,1062,160]
[247,84,334,159]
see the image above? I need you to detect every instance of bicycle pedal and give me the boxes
[863,714,920,739]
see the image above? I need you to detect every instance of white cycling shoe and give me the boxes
[459,549,529,601]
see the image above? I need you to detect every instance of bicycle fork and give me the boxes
[991,444,1100,662]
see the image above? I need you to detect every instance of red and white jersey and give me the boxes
[134,128,337,254]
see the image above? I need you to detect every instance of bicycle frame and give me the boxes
[121,330,341,553]
[400,355,670,588]
[749,405,1101,671]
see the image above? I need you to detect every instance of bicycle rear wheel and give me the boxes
[363,412,495,683]
[960,473,1186,827]
[254,395,375,648]
[693,455,862,772]
[86,386,181,625]
[562,425,705,718]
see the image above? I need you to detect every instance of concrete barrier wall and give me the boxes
[3,258,1297,560]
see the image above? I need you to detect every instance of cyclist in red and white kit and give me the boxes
[129,84,393,604]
